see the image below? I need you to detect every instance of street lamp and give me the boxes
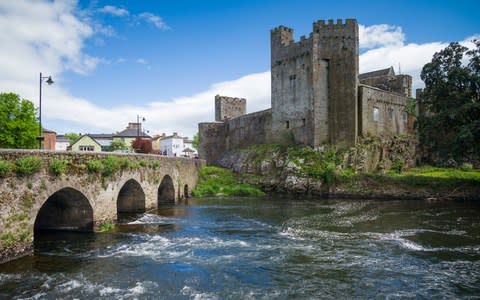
[136,114,146,152]
[38,72,54,149]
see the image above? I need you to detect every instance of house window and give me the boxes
[373,107,380,122]
[286,121,290,129]
[388,108,394,120]
[79,146,94,151]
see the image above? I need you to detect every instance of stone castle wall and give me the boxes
[360,74,412,98]
[215,95,246,121]
[358,85,409,136]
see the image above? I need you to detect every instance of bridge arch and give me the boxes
[158,175,175,206]
[117,179,146,213]
[34,187,94,235]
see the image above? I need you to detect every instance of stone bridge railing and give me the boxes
[0,149,205,263]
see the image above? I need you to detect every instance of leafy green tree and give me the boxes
[418,40,480,162]
[0,93,39,149]
[110,139,127,151]
[192,132,199,150]
[64,132,80,144]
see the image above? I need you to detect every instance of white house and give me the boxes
[55,135,70,151]
[159,133,197,157]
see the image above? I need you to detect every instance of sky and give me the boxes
[0,0,479,138]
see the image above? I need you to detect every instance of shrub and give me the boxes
[392,158,405,173]
[460,162,473,171]
[150,160,159,169]
[87,160,103,173]
[15,156,42,176]
[138,159,147,167]
[102,156,120,177]
[0,160,13,177]
[99,222,115,232]
[49,159,68,176]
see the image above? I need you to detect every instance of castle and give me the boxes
[199,19,414,165]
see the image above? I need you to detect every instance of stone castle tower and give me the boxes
[199,18,411,165]
[270,19,359,148]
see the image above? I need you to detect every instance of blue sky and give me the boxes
[0,0,479,137]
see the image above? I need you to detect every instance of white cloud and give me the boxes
[359,24,405,49]
[99,5,129,17]
[138,12,170,30]
[136,58,148,65]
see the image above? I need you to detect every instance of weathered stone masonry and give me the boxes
[0,150,205,263]
[199,18,414,165]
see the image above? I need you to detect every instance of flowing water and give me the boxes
[1,197,480,299]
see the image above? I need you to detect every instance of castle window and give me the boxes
[302,118,306,127]
[373,107,380,122]
[286,121,290,129]
[388,108,394,120]
[402,112,408,122]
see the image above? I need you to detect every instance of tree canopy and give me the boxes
[0,92,39,149]
[64,132,80,144]
[192,132,199,150]
[418,40,480,163]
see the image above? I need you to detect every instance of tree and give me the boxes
[64,132,80,144]
[132,138,153,154]
[110,139,127,151]
[418,40,480,163]
[192,132,199,150]
[0,93,39,149]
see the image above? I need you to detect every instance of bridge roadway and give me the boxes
[0,149,205,263]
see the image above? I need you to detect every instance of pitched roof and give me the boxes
[70,134,102,148]
[359,67,395,80]
[89,133,114,139]
[114,128,151,138]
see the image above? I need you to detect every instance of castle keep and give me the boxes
[199,19,413,165]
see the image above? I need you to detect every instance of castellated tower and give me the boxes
[214,95,246,121]
[270,19,359,148]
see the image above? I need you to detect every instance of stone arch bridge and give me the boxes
[0,150,205,263]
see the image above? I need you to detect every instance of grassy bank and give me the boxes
[192,166,265,197]
[336,166,480,198]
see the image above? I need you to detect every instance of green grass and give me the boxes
[15,156,42,176]
[0,160,13,177]
[99,222,115,232]
[48,158,68,176]
[337,166,480,192]
[192,166,265,197]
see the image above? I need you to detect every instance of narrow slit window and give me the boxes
[302,118,306,127]
[286,121,290,129]
[373,107,380,122]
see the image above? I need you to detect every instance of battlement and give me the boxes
[271,25,294,46]
[214,95,246,121]
[313,18,357,39]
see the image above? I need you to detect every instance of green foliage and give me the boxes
[406,97,416,116]
[0,160,13,177]
[102,156,120,177]
[99,222,115,232]
[15,156,42,176]
[48,158,68,176]
[392,158,405,174]
[192,166,265,197]
[288,146,343,184]
[138,159,147,167]
[460,162,473,171]
[0,93,39,149]
[0,233,16,247]
[110,139,127,151]
[64,132,80,144]
[150,160,159,169]
[418,40,480,162]
[86,159,103,173]
[192,132,199,150]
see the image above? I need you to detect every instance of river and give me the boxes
[1,197,479,299]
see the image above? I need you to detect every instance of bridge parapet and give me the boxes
[0,149,205,263]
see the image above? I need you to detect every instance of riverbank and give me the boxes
[210,143,480,200]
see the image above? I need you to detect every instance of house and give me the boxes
[42,128,56,151]
[55,135,70,151]
[159,133,197,157]
[70,135,102,152]
[89,134,114,151]
[152,133,166,153]
[113,122,151,151]
[183,137,197,158]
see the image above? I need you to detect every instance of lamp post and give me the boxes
[38,72,54,149]
[136,114,146,152]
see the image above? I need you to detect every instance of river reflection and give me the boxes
[1,197,479,299]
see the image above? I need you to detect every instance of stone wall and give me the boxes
[214,95,246,121]
[360,74,412,98]
[358,85,409,136]
[0,150,205,263]
[199,109,272,165]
